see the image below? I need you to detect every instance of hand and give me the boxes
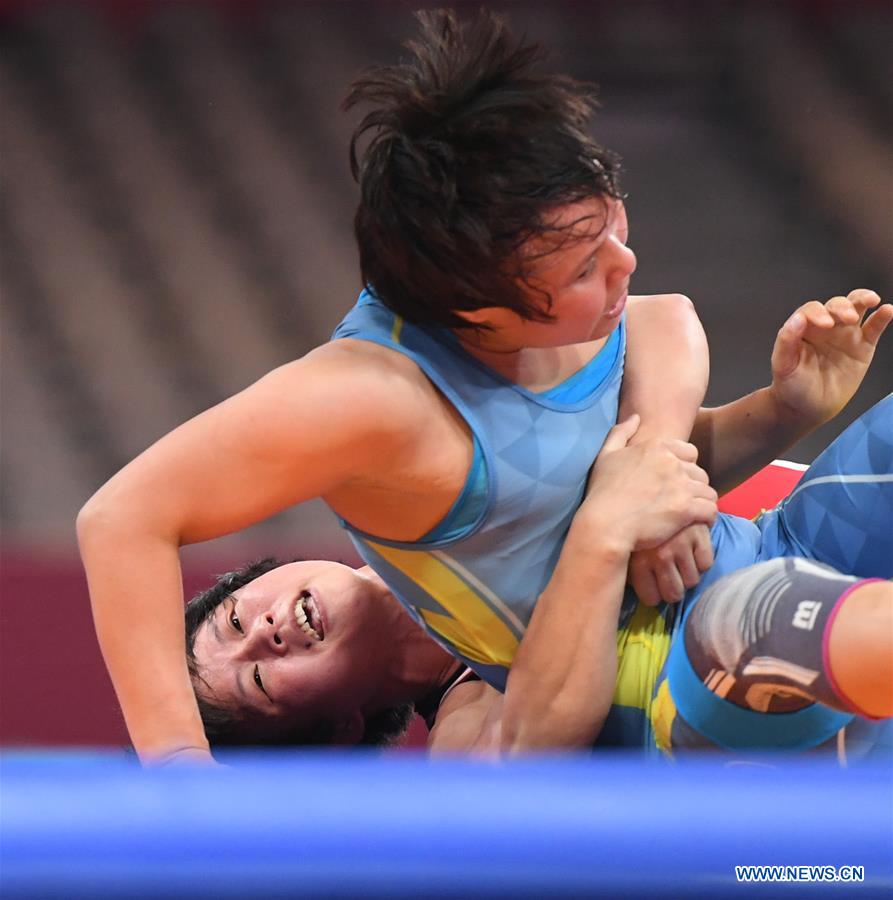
[770,290,892,429]
[579,416,718,553]
[627,523,714,606]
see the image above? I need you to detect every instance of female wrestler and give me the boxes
[186,394,892,759]
[78,10,891,764]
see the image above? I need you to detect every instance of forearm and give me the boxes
[620,294,709,443]
[695,291,893,494]
[78,508,210,763]
[500,527,630,751]
[691,386,814,496]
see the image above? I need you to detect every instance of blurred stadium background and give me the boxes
[1,0,890,748]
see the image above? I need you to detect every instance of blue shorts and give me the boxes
[659,394,892,756]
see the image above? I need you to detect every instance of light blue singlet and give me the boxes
[332,289,626,689]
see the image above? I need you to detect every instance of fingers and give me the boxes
[826,290,884,332]
[629,519,716,607]
[863,302,893,348]
[684,461,710,484]
[846,288,881,315]
[773,309,807,377]
[673,546,702,590]
[692,529,715,571]
[663,439,699,464]
[798,299,836,329]
[825,294,861,326]
[772,290,884,380]
[656,564,686,604]
[690,497,719,527]
[824,289,890,347]
[630,564,662,607]
[786,291,883,333]
[601,414,640,454]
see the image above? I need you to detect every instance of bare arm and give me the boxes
[78,347,418,763]
[694,291,891,495]
[428,531,629,755]
[620,293,709,442]
[428,418,718,754]
[621,293,717,605]
[690,388,806,497]
[630,290,891,604]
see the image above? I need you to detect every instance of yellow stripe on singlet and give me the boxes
[391,315,404,343]
[651,679,678,752]
[365,542,519,667]
[613,603,673,711]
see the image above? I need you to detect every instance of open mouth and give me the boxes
[294,591,325,641]
[605,291,627,318]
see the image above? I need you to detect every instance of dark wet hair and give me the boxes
[185,558,414,748]
[344,8,622,330]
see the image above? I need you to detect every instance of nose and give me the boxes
[609,237,637,278]
[240,614,287,659]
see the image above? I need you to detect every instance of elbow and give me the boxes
[76,493,124,561]
[76,483,141,549]
[660,293,701,332]
[638,292,696,317]
[667,292,695,314]
[77,492,110,546]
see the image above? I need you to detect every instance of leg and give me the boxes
[758,394,893,577]
[652,558,892,753]
[828,579,893,718]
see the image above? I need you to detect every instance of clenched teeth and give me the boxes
[294,593,322,641]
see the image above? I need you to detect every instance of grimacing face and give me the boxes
[190,561,397,741]
[459,197,636,350]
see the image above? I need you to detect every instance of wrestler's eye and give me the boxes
[253,664,268,697]
[229,601,243,633]
[577,259,595,280]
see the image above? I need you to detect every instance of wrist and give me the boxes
[563,516,634,566]
[765,383,815,438]
[554,525,632,596]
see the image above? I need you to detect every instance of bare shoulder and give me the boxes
[312,336,429,374]
[303,339,435,405]
[263,339,436,433]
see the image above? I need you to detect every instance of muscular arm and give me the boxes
[620,293,709,443]
[428,524,628,755]
[621,294,716,604]
[429,423,718,754]
[621,293,787,488]
[78,346,421,763]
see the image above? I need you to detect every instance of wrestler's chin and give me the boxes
[589,296,627,340]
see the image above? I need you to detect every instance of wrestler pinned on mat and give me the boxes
[186,395,893,760]
[78,9,893,764]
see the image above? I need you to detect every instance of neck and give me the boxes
[454,331,603,392]
[356,567,461,711]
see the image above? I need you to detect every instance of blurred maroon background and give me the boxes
[1,0,888,749]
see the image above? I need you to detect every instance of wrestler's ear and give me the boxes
[453,306,515,330]
[454,307,493,326]
[331,709,364,746]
